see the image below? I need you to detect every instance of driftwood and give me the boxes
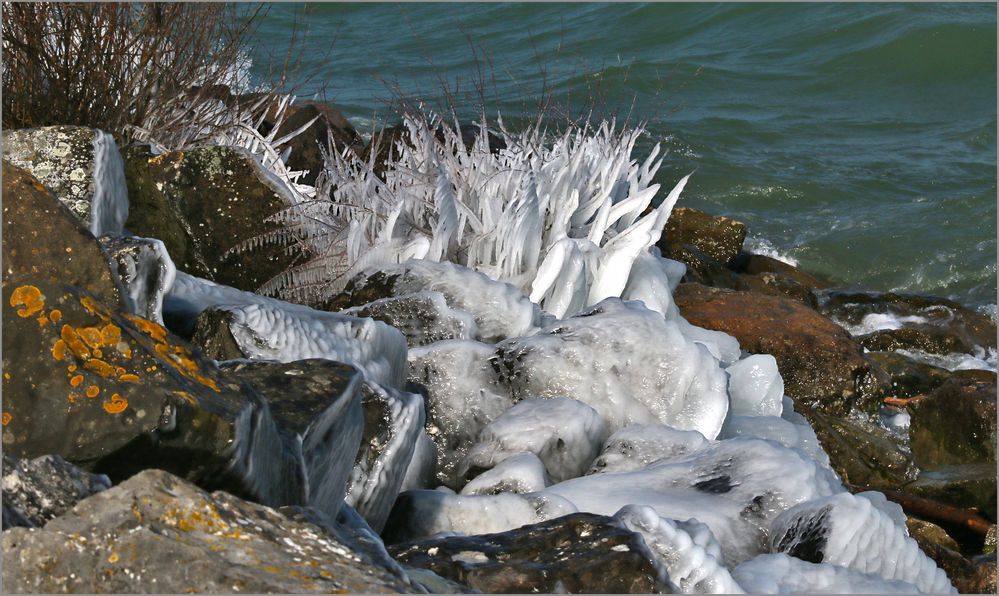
[847,483,994,536]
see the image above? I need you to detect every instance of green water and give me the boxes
[247,3,997,311]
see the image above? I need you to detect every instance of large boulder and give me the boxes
[2,161,124,310]
[389,512,673,594]
[2,281,303,507]
[122,144,307,293]
[2,126,128,235]
[909,375,997,469]
[674,283,872,415]
[1,469,414,593]
[2,454,110,529]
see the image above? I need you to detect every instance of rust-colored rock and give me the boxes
[674,283,870,414]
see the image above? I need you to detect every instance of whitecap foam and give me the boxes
[743,235,799,267]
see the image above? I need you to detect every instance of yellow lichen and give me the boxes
[10,285,44,318]
[102,393,128,415]
[107,553,119,564]
[3,372,10,380]
[49,309,62,323]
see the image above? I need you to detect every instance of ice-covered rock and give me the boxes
[382,489,578,545]
[492,298,730,439]
[347,383,425,532]
[330,260,549,343]
[720,416,831,468]
[166,272,408,388]
[732,553,922,594]
[399,431,438,492]
[726,354,784,417]
[343,291,478,346]
[459,397,606,484]
[770,491,955,593]
[99,235,176,324]
[588,424,710,475]
[459,453,550,496]
[614,505,744,594]
[544,438,844,565]
[407,340,513,488]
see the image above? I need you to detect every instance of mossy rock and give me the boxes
[123,145,309,294]
[909,375,996,468]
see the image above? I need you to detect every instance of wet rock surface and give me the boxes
[674,283,871,415]
[659,206,747,267]
[2,453,111,529]
[388,512,673,594]
[908,375,997,469]
[1,469,415,594]
[272,100,365,186]
[122,145,306,293]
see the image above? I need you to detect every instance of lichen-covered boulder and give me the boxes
[2,161,124,310]
[674,283,872,416]
[389,512,673,594]
[1,453,110,529]
[2,126,128,235]
[122,144,307,293]
[1,469,415,594]
[2,282,303,507]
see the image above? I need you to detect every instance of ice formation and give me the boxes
[343,291,478,346]
[492,298,730,439]
[347,384,426,532]
[613,505,744,594]
[165,272,408,388]
[719,416,831,468]
[588,424,710,475]
[459,398,607,484]
[770,491,955,593]
[726,354,784,417]
[99,235,176,324]
[90,130,129,236]
[732,554,922,594]
[459,453,550,496]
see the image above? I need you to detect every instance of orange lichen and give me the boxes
[86,386,100,398]
[102,394,128,415]
[36,313,50,327]
[127,314,168,343]
[118,373,140,383]
[51,339,68,361]
[172,391,198,406]
[3,372,10,380]
[79,295,112,318]
[84,358,116,378]
[155,343,219,392]
[78,327,104,349]
[93,349,103,359]
[61,325,91,360]
[107,553,119,564]
[100,323,121,346]
[67,393,80,403]
[68,364,77,372]
[2,412,11,426]
[10,285,45,318]
[69,374,84,387]
[49,309,62,323]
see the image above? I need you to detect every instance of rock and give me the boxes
[674,283,871,415]
[122,144,306,293]
[1,469,414,593]
[731,271,819,308]
[795,401,917,490]
[909,376,996,468]
[963,556,997,595]
[1,453,110,529]
[272,100,364,187]
[190,307,245,357]
[904,464,997,522]
[587,424,709,475]
[731,252,830,289]
[906,517,962,553]
[388,512,673,594]
[434,122,507,153]
[2,126,128,235]
[818,290,997,351]
[865,351,952,400]
[857,326,978,356]
[362,125,409,179]
[218,359,365,518]
[98,235,176,324]
[2,281,303,508]
[343,291,478,347]
[660,207,747,267]
[2,161,124,310]
[346,383,426,533]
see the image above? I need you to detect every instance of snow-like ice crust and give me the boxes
[459,398,606,484]
[460,452,550,496]
[770,492,955,593]
[614,504,744,594]
[165,272,408,388]
[589,424,710,475]
[343,290,479,346]
[493,298,730,439]
[732,554,922,594]
[90,129,129,236]
[726,354,784,417]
